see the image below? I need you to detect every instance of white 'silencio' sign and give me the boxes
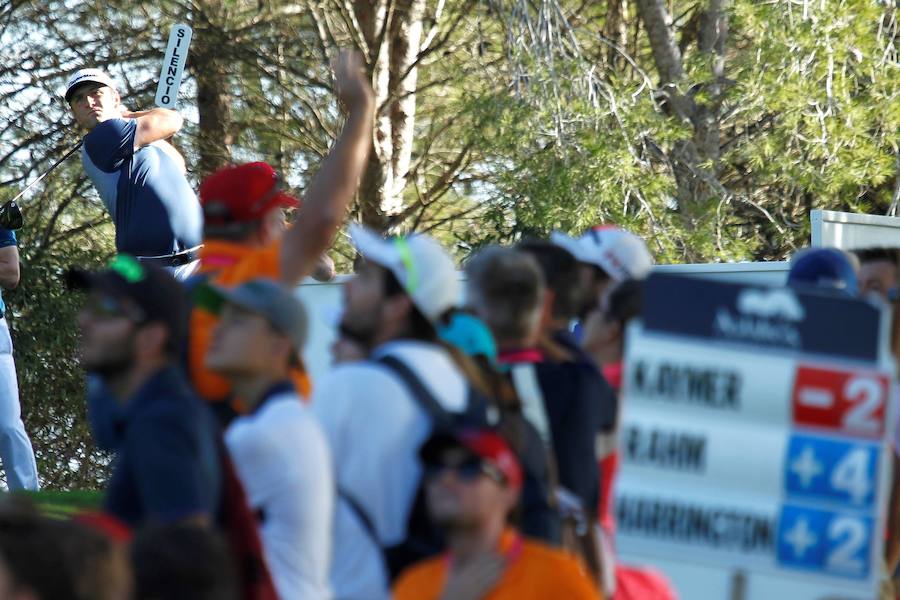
[155,24,192,109]
[616,273,894,598]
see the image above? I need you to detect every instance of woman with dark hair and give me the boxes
[582,277,645,529]
[581,279,644,393]
[438,310,559,544]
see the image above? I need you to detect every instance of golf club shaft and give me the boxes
[9,140,83,205]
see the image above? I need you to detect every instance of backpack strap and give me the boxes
[338,487,380,545]
[510,363,553,450]
[215,435,279,600]
[509,364,605,589]
[334,355,455,563]
[509,363,561,498]
[377,355,454,429]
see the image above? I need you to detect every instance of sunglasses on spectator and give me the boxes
[424,457,506,485]
[83,294,146,323]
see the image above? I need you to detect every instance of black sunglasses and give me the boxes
[424,457,506,485]
[83,294,146,323]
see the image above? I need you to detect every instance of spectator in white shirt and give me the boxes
[312,225,478,600]
[203,278,333,600]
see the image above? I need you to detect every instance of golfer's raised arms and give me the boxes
[278,50,375,287]
[120,107,184,150]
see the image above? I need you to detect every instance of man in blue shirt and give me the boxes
[65,68,202,278]
[0,226,39,490]
[69,255,220,526]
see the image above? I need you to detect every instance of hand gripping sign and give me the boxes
[155,24,193,108]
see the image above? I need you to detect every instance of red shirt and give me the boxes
[598,362,623,535]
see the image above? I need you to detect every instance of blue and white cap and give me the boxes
[64,68,117,103]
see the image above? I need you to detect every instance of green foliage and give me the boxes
[463,0,898,262]
[1,172,114,490]
[455,39,690,261]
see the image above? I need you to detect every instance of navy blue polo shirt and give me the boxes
[0,227,14,315]
[500,346,616,520]
[99,366,221,527]
[81,118,202,256]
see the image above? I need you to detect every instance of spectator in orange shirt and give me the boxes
[393,426,603,600]
[187,49,374,416]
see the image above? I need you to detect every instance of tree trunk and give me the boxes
[635,0,729,213]
[634,0,682,83]
[356,0,393,230]
[604,0,629,68]
[387,0,426,224]
[192,20,233,176]
[696,0,728,165]
[633,0,692,120]
[634,0,701,210]
[353,0,426,231]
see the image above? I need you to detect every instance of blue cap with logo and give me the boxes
[787,248,859,297]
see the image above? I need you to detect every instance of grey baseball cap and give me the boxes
[195,278,308,353]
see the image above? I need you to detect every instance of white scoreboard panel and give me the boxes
[615,274,894,599]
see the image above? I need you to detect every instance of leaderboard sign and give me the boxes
[616,273,894,595]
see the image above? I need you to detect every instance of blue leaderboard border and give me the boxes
[776,504,874,579]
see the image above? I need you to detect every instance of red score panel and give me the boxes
[792,365,889,438]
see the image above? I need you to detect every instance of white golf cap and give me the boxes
[64,68,117,103]
[551,226,653,281]
[349,223,460,323]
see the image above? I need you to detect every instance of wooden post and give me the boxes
[729,570,747,600]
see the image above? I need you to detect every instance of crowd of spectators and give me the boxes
[4,48,900,600]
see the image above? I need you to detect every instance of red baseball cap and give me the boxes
[420,427,523,491]
[199,162,300,225]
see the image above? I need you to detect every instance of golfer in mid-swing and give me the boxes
[65,68,202,278]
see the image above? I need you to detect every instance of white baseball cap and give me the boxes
[349,223,460,323]
[64,68,117,103]
[551,225,653,281]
